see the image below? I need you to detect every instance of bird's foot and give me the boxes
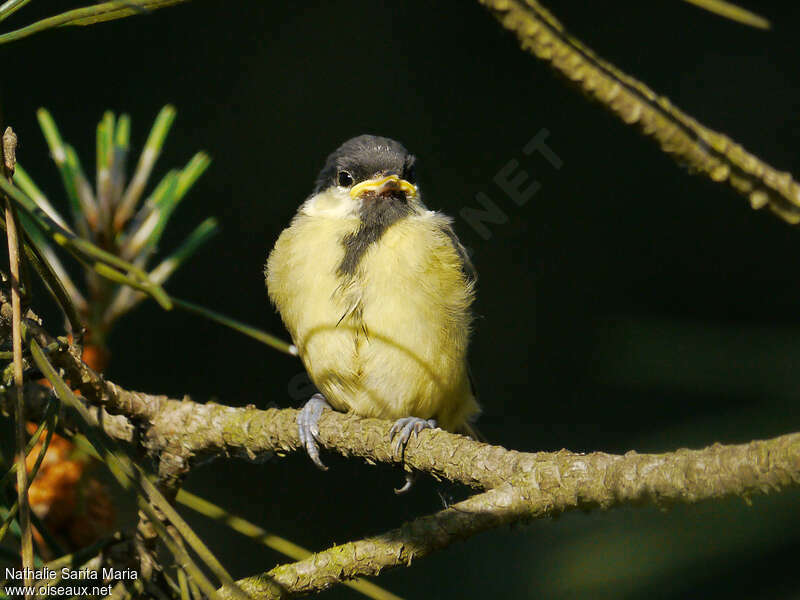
[389,417,437,493]
[389,416,438,455]
[297,393,332,470]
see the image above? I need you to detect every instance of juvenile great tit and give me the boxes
[265,135,480,491]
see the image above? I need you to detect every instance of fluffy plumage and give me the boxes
[265,135,479,434]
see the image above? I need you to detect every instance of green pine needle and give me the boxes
[115,104,176,228]
[177,489,404,600]
[172,296,297,356]
[0,1,191,44]
[26,336,249,600]
[0,0,34,25]
[0,175,173,310]
[12,163,70,231]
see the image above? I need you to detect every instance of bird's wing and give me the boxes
[440,223,477,286]
[439,222,485,442]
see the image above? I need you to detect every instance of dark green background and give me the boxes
[3,1,800,598]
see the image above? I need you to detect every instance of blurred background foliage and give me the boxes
[1,1,799,598]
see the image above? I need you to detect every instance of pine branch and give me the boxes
[231,424,800,599]
[4,310,798,598]
[479,0,800,224]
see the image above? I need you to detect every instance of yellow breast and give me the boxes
[265,202,479,432]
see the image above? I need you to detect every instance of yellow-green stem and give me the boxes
[3,125,33,590]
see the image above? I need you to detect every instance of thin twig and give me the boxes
[3,125,33,591]
[479,0,800,224]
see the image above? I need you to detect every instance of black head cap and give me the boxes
[314,135,417,193]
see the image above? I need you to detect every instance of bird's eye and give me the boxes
[337,171,354,187]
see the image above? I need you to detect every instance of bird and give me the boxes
[265,134,480,492]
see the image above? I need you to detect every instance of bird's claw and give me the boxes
[297,393,331,470]
[394,471,416,495]
[389,417,438,456]
[389,417,437,493]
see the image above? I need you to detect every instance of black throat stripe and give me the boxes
[338,192,413,276]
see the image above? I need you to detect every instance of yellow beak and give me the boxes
[349,174,416,199]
